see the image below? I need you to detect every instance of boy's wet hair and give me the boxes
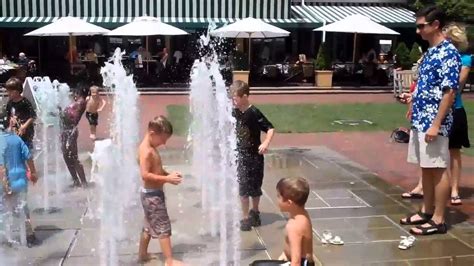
[276,177,310,207]
[148,115,173,136]
[5,77,23,93]
[231,80,250,97]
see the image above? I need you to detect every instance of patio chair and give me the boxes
[302,63,314,79]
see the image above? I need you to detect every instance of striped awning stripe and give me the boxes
[0,16,300,26]
[291,4,415,25]
[0,0,291,24]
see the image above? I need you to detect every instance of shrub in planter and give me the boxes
[313,43,333,87]
[314,43,331,70]
[409,42,423,66]
[395,42,411,70]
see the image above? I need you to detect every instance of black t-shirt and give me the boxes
[5,97,37,140]
[233,105,274,152]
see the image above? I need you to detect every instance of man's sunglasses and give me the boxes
[416,22,432,30]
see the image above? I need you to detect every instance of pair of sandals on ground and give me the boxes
[402,190,462,205]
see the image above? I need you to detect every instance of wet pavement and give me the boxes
[1,146,473,265]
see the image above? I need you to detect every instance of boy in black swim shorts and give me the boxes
[85,85,106,140]
[231,80,275,231]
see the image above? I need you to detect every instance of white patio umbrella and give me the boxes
[313,14,400,63]
[210,17,290,70]
[107,16,188,36]
[25,16,110,73]
[107,16,188,73]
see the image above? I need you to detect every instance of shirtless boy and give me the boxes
[276,177,315,266]
[85,85,106,140]
[137,115,183,266]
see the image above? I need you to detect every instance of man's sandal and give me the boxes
[400,211,433,225]
[410,220,447,235]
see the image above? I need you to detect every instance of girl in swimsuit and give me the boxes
[60,85,88,187]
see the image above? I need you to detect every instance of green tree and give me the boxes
[314,43,331,70]
[409,43,423,65]
[395,42,411,70]
[436,0,469,22]
[407,0,472,23]
[410,0,433,10]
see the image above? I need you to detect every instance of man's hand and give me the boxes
[166,172,182,185]
[397,93,412,104]
[258,142,269,155]
[425,126,439,143]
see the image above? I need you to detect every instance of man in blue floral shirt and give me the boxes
[399,6,461,235]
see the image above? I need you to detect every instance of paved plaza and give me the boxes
[1,145,473,265]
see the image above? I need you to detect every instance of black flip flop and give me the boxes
[410,220,447,235]
[401,192,424,199]
[451,196,462,206]
[400,211,433,225]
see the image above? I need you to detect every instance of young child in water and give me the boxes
[85,85,106,140]
[137,116,184,266]
[276,177,315,266]
[231,80,275,231]
[60,85,88,187]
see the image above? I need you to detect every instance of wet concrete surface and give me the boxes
[1,147,473,265]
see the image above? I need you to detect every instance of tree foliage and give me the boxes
[395,42,412,70]
[409,43,423,66]
[407,0,472,23]
[314,43,331,71]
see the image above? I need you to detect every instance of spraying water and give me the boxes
[26,77,71,212]
[89,48,140,266]
[189,30,241,265]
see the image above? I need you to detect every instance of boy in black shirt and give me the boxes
[5,77,37,150]
[231,80,275,231]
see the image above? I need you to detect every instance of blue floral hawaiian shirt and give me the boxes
[412,40,461,137]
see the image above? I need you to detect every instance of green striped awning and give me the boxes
[0,16,301,29]
[0,0,301,28]
[0,16,300,25]
[291,4,416,27]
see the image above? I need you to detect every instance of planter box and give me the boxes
[233,70,249,84]
[314,70,333,88]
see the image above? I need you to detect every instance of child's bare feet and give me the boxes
[137,254,157,264]
[165,259,185,266]
[90,134,96,140]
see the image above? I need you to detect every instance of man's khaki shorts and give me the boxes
[407,130,449,168]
